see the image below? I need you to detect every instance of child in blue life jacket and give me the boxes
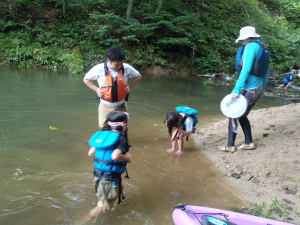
[164,107,198,155]
[277,69,297,90]
[86,111,132,220]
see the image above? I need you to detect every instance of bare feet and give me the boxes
[175,149,185,155]
[167,148,176,153]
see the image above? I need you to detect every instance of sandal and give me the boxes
[218,145,236,153]
[238,143,256,150]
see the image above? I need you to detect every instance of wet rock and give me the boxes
[293,160,300,164]
[197,73,215,78]
[282,186,289,190]
[252,178,260,184]
[275,208,282,213]
[285,189,298,195]
[270,72,280,77]
[265,172,271,177]
[283,198,295,205]
[245,174,253,181]
[259,144,266,147]
[231,173,241,179]
[240,208,254,215]
[282,186,298,195]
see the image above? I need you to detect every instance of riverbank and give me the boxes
[194,103,300,224]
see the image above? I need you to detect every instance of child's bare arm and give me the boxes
[88,147,96,157]
[176,127,191,136]
[111,149,132,163]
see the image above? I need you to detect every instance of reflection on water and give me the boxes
[0,68,281,225]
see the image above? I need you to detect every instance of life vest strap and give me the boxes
[94,158,127,167]
[103,61,126,102]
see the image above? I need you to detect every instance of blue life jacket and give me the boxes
[175,106,198,133]
[235,41,269,78]
[283,72,293,83]
[89,131,127,174]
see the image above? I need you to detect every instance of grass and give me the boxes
[232,197,296,223]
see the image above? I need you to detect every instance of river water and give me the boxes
[0,68,280,225]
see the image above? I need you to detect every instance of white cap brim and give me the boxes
[236,34,261,42]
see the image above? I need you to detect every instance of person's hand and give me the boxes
[176,126,182,132]
[231,94,239,99]
[97,86,104,98]
[124,85,130,94]
[125,152,132,163]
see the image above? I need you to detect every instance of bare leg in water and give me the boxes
[167,130,179,153]
[80,201,103,224]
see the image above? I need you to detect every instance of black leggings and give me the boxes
[227,84,264,147]
[227,85,263,147]
[227,114,253,147]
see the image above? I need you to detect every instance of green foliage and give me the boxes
[59,46,84,74]
[252,197,292,222]
[233,197,293,223]
[1,0,300,75]
[0,30,83,73]
[278,0,300,27]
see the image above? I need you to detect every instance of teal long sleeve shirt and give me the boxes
[232,40,269,96]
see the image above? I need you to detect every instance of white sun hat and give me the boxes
[220,94,248,118]
[236,26,261,43]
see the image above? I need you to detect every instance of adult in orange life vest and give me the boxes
[83,46,142,128]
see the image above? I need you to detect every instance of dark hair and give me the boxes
[103,111,128,132]
[164,111,181,136]
[106,46,125,62]
[103,111,129,151]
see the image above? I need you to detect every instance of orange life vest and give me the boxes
[102,62,127,102]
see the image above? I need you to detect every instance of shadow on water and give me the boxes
[0,68,283,225]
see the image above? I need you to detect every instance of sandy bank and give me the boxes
[194,103,300,224]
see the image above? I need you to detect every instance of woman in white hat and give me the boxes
[219,26,269,152]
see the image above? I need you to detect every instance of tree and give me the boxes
[126,0,134,19]
[62,0,68,17]
[156,0,163,13]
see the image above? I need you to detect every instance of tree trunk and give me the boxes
[147,0,152,12]
[290,55,300,71]
[155,0,163,13]
[126,0,134,19]
[62,0,68,17]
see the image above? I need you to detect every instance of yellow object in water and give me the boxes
[49,126,58,130]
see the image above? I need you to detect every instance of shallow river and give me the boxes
[0,68,280,225]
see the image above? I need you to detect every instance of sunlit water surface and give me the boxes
[0,68,281,225]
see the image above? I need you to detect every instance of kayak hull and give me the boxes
[172,205,293,225]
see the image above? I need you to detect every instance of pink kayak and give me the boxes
[172,204,294,225]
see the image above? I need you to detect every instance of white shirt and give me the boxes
[179,113,193,132]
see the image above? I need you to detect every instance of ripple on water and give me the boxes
[1,171,93,223]
[1,168,146,224]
